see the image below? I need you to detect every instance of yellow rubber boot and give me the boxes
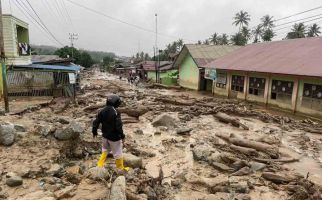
[115,158,130,172]
[97,151,107,168]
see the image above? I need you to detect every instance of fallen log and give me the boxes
[11,101,52,115]
[126,191,146,200]
[230,144,259,156]
[229,137,279,159]
[123,120,139,124]
[211,162,234,172]
[83,102,105,112]
[305,127,322,134]
[118,107,149,118]
[253,157,299,164]
[214,112,249,130]
[261,172,296,184]
[147,83,182,90]
[154,97,195,106]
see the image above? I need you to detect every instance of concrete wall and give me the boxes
[147,69,177,81]
[178,54,199,90]
[213,69,322,118]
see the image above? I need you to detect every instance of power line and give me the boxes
[25,0,64,46]
[12,0,59,45]
[274,16,322,31]
[274,5,322,22]
[42,0,66,29]
[65,0,195,43]
[275,13,322,27]
[60,0,74,31]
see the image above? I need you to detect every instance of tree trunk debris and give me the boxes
[214,112,249,130]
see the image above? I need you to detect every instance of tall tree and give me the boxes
[144,53,150,61]
[252,25,263,43]
[177,39,184,50]
[203,39,210,45]
[103,55,114,66]
[307,23,321,37]
[261,15,274,30]
[197,40,202,45]
[210,33,219,45]
[140,51,144,60]
[233,10,251,31]
[241,26,251,42]
[79,52,94,68]
[230,33,247,46]
[261,29,275,41]
[218,34,229,45]
[286,23,306,39]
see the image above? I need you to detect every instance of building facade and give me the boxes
[206,37,322,118]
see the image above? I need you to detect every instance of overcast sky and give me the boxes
[3,0,322,56]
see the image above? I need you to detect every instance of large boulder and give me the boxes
[0,124,16,146]
[6,173,23,187]
[110,176,126,200]
[192,144,214,162]
[124,153,143,168]
[151,113,178,129]
[87,167,110,181]
[35,125,54,137]
[54,121,84,140]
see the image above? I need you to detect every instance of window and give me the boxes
[301,83,322,110]
[248,77,265,96]
[271,80,293,102]
[231,75,245,92]
[216,73,227,89]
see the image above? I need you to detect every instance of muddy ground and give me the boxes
[1,69,322,200]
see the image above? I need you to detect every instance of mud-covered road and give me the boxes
[0,69,322,200]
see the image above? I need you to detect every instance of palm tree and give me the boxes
[197,40,202,45]
[203,39,210,45]
[233,10,251,31]
[241,26,251,42]
[177,39,184,50]
[210,33,219,45]
[286,23,306,39]
[307,24,321,37]
[218,34,229,45]
[231,33,247,46]
[252,25,263,43]
[261,29,275,41]
[261,15,274,30]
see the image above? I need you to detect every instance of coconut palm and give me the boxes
[231,32,247,46]
[252,25,263,43]
[218,34,229,45]
[177,39,184,50]
[286,23,306,39]
[261,29,275,41]
[241,26,251,42]
[261,15,274,30]
[233,10,251,31]
[307,24,321,37]
[210,33,219,45]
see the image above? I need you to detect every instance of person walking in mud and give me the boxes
[92,94,129,172]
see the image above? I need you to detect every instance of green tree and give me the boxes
[218,33,229,45]
[261,15,274,30]
[233,10,251,31]
[286,23,306,39]
[103,55,115,66]
[231,33,247,46]
[261,29,275,41]
[197,40,202,45]
[177,39,184,50]
[144,53,150,61]
[210,33,219,45]
[203,39,210,45]
[79,52,94,68]
[252,25,263,43]
[241,26,251,42]
[307,23,321,37]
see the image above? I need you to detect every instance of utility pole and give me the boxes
[0,0,9,112]
[154,13,159,83]
[69,33,78,59]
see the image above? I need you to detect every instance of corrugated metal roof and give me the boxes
[14,64,81,71]
[206,37,322,77]
[173,44,240,68]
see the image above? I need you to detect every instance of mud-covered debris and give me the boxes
[6,172,23,187]
[110,176,126,200]
[35,125,54,137]
[87,167,110,181]
[0,124,16,146]
[211,162,235,172]
[54,185,76,200]
[14,124,27,132]
[151,113,178,129]
[54,121,84,140]
[124,153,143,168]
[249,161,267,171]
[262,172,297,184]
[47,164,63,177]
[134,129,144,135]
[176,127,193,135]
[192,144,214,162]
[231,166,252,176]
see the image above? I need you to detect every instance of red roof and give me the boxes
[205,37,322,77]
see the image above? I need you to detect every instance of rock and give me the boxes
[154,131,161,135]
[110,176,126,200]
[249,161,267,171]
[47,164,63,177]
[88,167,110,181]
[151,113,178,129]
[159,126,168,131]
[57,117,71,124]
[171,179,181,187]
[14,124,26,132]
[54,121,84,140]
[0,124,16,146]
[211,162,234,172]
[6,173,23,187]
[66,165,81,175]
[192,145,214,162]
[134,129,144,135]
[35,125,53,137]
[176,127,193,136]
[124,153,143,168]
[20,190,54,200]
[54,185,75,199]
[0,109,5,116]
[231,167,252,176]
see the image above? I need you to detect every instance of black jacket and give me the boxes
[92,106,125,141]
